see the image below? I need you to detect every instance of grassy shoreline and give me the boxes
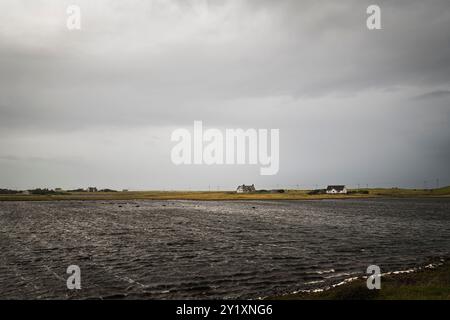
[0,187,449,201]
[269,260,450,300]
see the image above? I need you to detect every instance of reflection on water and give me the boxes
[0,198,449,299]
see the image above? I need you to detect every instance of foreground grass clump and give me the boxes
[274,262,450,300]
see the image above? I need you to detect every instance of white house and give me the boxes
[326,185,347,194]
[236,184,256,193]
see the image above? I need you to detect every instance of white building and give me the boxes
[326,185,347,194]
[236,184,256,193]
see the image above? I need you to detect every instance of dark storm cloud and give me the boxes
[1,0,450,131]
[414,90,450,101]
[0,0,450,189]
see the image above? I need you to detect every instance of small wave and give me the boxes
[316,268,335,274]
[304,280,325,285]
[324,272,352,279]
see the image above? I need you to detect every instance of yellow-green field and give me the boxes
[1,186,449,201]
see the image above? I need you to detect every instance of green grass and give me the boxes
[367,186,450,197]
[0,187,449,201]
[271,262,450,300]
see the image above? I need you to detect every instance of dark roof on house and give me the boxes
[326,185,346,191]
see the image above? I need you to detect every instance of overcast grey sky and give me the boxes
[1,0,449,190]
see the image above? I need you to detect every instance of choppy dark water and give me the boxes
[0,198,449,299]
